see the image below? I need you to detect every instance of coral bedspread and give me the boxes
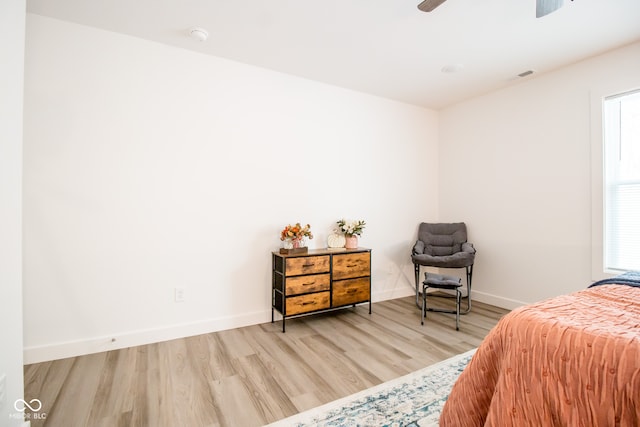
[440,284,640,426]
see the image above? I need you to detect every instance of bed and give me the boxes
[440,273,640,426]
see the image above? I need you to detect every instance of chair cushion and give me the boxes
[423,273,462,289]
[417,222,467,256]
[412,251,475,268]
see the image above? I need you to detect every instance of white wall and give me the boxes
[0,0,26,425]
[23,15,439,363]
[439,41,640,308]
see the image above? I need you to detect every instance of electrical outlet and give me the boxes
[174,287,185,303]
[0,373,6,406]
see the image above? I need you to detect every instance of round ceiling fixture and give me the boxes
[189,27,209,42]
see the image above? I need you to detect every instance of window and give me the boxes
[603,89,640,272]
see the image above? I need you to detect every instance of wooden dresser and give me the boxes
[271,248,371,332]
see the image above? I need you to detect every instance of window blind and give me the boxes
[604,89,640,272]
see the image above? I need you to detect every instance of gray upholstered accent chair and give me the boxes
[411,222,476,313]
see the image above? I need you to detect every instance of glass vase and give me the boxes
[282,238,294,250]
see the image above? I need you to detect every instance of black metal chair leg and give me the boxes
[421,288,426,325]
[461,265,473,314]
[456,289,461,330]
[414,263,421,308]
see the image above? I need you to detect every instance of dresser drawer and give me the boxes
[332,252,370,280]
[286,291,330,315]
[286,274,330,295]
[332,277,370,307]
[286,255,330,276]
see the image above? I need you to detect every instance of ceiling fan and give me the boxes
[417,0,569,18]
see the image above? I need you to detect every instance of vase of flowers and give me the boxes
[337,219,366,249]
[280,223,313,253]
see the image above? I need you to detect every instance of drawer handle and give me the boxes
[302,281,316,286]
[346,264,358,268]
[302,301,315,306]
[302,263,315,267]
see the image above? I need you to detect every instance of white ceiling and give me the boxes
[26,0,640,109]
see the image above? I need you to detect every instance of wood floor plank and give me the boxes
[23,357,75,426]
[23,296,509,426]
[203,333,237,381]
[299,333,382,393]
[243,327,318,397]
[210,375,263,427]
[132,343,163,427]
[289,392,324,413]
[41,352,106,427]
[232,353,298,422]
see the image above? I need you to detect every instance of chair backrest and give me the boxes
[418,222,467,256]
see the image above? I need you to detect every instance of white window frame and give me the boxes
[591,83,640,281]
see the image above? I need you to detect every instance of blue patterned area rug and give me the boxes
[266,349,475,427]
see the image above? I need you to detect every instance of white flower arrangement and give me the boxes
[337,219,366,237]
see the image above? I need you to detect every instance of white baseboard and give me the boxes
[372,287,415,302]
[23,287,416,364]
[23,310,270,365]
[24,288,521,364]
[470,289,527,310]
[374,283,525,311]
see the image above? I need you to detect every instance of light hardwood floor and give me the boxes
[24,296,509,427]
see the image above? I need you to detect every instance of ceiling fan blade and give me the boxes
[536,0,564,17]
[417,0,447,12]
